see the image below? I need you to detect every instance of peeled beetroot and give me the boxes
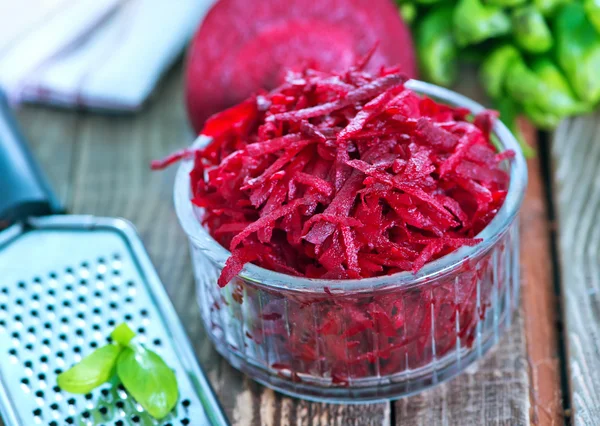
[185,0,417,133]
[155,63,513,287]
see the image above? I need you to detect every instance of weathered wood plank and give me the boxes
[552,114,600,425]
[519,123,563,425]
[61,61,390,425]
[15,105,79,205]
[394,311,529,425]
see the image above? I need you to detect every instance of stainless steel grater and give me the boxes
[0,93,230,426]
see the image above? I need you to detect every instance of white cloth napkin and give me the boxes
[0,0,215,111]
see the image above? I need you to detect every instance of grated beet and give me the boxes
[156,61,514,385]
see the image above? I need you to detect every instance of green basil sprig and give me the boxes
[57,323,179,420]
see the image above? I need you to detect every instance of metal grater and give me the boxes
[0,93,229,426]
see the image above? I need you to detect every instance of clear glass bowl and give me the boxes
[174,80,528,403]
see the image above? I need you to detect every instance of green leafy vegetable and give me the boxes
[453,0,511,47]
[512,6,553,53]
[57,322,180,420]
[57,345,122,394]
[417,6,457,87]
[111,322,136,346]
[117,346,179,420]
[480,45,520,99]
[555,2,600,104]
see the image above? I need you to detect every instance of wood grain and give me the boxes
[395,315,529,425]
[552,114,600,425]
[519,122,563,425]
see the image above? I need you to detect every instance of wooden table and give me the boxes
[13,61,572,425]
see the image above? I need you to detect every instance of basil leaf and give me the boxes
[57,345,121,394]
[111,322,136,347]
[117,345,178,419]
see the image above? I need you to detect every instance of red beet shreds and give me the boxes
[156,64,513,288]
[185,0,417,132]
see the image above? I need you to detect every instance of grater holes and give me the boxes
[115,421,124,426]
[12,331,20,340]
[15,298,23,306]
[94,291,103,298]
[76,312,85,320]
[30,309,39,317]
[0,303,7,311]
[14,314,22,322]
[110,285,119,293]
[33,277,41,284]
[43,322,52,329]
[24,360,33,368]
[48,289,56,297]
[131,415,140,423]
[1,287,8,294]
[124,314,132,321]
[40,355,48,363]
[85,393,93,400]
[182,419,190,425]
[66,417,74,424]
[124,297,133,304]
[182,399,190,407]
[32,294,40,301]
[127,280,135,288]
[61,317,70,324]
[107,319,116,327]
[65,284,74,292]
[0,319,5,328]
[99,406,108,415]
[17,281,26,289]
[50,422,58,426]
[63,300,71,307]
[76,329,84,336]
[25,343,33,351]
[152,338,161,346]
[67,397,76,405]
[49,272,57,279]
[93,308,101,315]
[54,369,62,376]
[109,302,118,310]
[78,296,87,304]
[74,346,81,354]
[93,324,101,331]
[50,403,59,410]
[53,385,61,393]
[137,327,145,334]
[38,373,46,381]
[57,351,64,358]
[35,390,44,398]
[33,408,42,416]
[90,341,98,348]
[42,338,50,346]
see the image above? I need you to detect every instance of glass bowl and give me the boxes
[173,80,528,403]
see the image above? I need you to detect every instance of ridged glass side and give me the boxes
[191,220,519,402]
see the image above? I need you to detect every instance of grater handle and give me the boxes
[0,91,62,223]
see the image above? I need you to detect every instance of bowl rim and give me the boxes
[173,79,528,293]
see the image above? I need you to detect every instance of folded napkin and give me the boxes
[0,0,215,111]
